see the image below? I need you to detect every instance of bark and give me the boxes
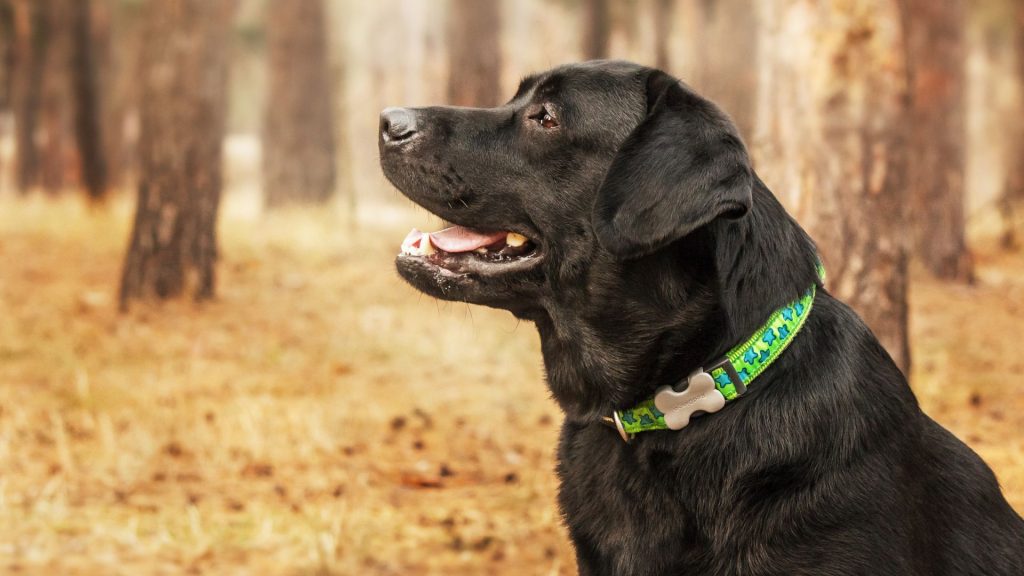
[70,0,107,200]
[99,0,144,191]
[690,0,759,142]
[654,0,674,71]
[262,0,337,207]
[0,1,12,111]
[447,0,502,107]
[755,0,912,373]
[0,1,10,195]
[900,0,972,280]
[119,0,233,308]
[581,0,610,60]
[10,0,45,192]
[37,0,74,193]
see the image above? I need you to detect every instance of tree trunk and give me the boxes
[119,0,233,308]
[0,0,13,112]
[901,0,972,280]
[0,0,11,195]
[690,0,759,142]
[98,0,144,192]
[37,0,74,193]
[581,0,610,60]
[10,0,45,192]
[653,0,674,71]
[1003,0,1024,249]
[755,0,912,373]
[447,0,502,107]
[70,0,107,200]
[262,0,337,208]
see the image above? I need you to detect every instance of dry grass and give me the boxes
[0,195,1021,575]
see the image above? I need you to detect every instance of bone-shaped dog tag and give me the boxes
[653,371,727,430]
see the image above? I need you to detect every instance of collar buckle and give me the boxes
[653,368,727,430]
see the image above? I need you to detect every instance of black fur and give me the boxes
[379,61,1024,575]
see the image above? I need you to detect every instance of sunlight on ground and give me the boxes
[0,195,1021,575]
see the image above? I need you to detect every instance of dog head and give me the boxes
[380,61,818,418]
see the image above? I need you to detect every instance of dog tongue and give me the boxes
[420,226,506,253]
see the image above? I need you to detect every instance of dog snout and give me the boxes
[380,107,418,144]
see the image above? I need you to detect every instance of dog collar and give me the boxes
[608,265,824,442]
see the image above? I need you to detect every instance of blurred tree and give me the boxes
[7,0,109,197]
[756,0,912,373]
[654,0,674,70]
[0,1,12,112]
[262,0,337,207]
[901,0,973,280]
[37,0,74,193]
[689,0,758,141]
[0,0,10,195]
[609,0,640,55]
[70,0,108,200]
[1003,0,1024,249]
[100,0,145,191]
[581,0,610,59]
[447,0,501,106]
[120,0,234,307]
[9,0,44,192]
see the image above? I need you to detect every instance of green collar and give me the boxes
[609,265,824,442]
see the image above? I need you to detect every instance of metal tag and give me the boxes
[653,370,726,430]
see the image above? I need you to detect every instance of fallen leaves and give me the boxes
[1,196,1020,575]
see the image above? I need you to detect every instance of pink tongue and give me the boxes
[426,226,506,253]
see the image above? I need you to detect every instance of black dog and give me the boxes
[379,61,1023,575]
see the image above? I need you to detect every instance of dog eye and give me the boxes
[529,107,559,129]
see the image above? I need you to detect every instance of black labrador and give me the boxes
[378,61,1024,575]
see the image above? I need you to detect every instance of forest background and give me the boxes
[1,0,1022,574]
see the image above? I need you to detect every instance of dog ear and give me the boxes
[592,70,754,259]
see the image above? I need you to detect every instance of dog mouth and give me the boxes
[398,225,543,276]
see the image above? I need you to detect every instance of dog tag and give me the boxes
[653,370,726,430]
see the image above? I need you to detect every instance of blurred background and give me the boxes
[0,0,1022,574]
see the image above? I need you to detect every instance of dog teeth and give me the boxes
[401,231,436,256]
[419,234,436,255]
[506,232,528,247]
[475,247,488,254]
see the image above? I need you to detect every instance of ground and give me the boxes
[0,195,1021,575]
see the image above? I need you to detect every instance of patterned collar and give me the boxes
[607,265,824,442]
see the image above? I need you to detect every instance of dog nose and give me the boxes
[380,107,418,143]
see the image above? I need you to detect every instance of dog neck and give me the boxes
[534,179,822,425]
